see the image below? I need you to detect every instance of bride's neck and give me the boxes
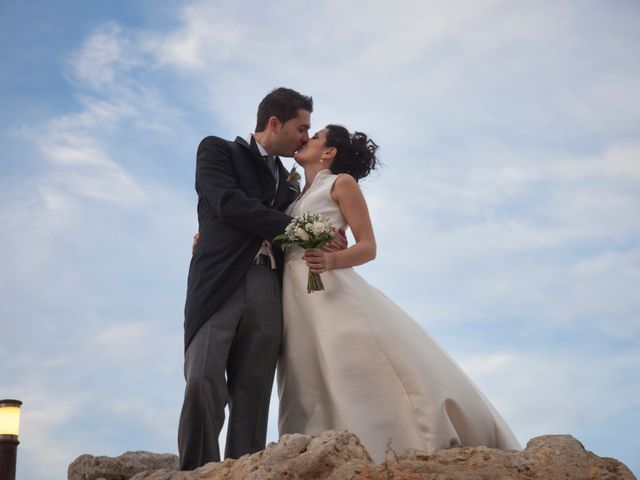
[302,164,327,189]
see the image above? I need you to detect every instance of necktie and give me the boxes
[263,155,278,180]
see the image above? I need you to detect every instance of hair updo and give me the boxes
[324,124,379,182]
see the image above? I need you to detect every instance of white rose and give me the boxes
[312,221,326,235]
[295,227,310,241]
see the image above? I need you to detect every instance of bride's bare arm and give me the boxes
[303,174,376,272]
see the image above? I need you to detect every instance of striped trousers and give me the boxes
[178,264,282,470]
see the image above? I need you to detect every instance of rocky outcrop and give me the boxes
[68,450,179,480]
[68,430,637,480]
[386,435,636,479]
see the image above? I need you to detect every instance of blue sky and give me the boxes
[1,1,639,478]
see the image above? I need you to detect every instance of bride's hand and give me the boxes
[303,249,334,273]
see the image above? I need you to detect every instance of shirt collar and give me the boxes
[246,134,269,157]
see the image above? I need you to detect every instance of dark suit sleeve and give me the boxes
[196,136,291,239]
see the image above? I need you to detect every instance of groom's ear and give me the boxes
[268,116,282,133]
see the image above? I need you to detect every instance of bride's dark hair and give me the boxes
[325,124,379,182]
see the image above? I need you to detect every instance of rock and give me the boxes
[129,430,372,480]
[68,450,179,480]
[386,434,637,479]
[69,431,637,480]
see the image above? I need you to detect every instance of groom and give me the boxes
[179,87,316,470]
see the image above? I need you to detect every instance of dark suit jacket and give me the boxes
[183,135,299,350]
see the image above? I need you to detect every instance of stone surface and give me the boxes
[68,450,179,480]
[129,430,371,480]
[384,434,637,479]
[69,430,637,480]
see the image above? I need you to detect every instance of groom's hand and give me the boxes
[322,228,347,252]
[192,232,200,255]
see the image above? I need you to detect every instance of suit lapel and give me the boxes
[234,136,268,172]
[234,136,275,200]
[233,137,297,210]
[273,157,300,210]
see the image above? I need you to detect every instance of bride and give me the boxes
[277,124,521,462]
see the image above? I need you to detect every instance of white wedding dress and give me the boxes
[277,169,520,462]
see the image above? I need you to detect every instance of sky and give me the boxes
[1,0,639,478]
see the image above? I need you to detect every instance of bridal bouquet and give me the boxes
[274,212,334,293]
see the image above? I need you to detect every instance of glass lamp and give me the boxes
[0,399,22,480]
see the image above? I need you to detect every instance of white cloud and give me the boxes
[154,3,246,70]
[458,348,640,444]
[575,142,640,180]
[94,323,153,356]
[42,135,148,205]
[461,352,514,376]
[16,389,90,479]
[70,22,142,90]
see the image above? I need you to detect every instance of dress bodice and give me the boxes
[286,169,346,230]
[285,169,346,262]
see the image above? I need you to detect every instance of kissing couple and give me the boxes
[178,87,520,470]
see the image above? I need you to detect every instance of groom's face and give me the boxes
[274,109,311,157]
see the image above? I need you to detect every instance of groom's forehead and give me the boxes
[284,119,310,132]
[289,109,310,127]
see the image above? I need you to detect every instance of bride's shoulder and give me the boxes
[333,172,358,188]
[330,173,361,201]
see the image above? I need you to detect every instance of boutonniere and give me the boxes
[286,165,302,183]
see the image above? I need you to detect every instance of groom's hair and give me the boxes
[255,87,313,132]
